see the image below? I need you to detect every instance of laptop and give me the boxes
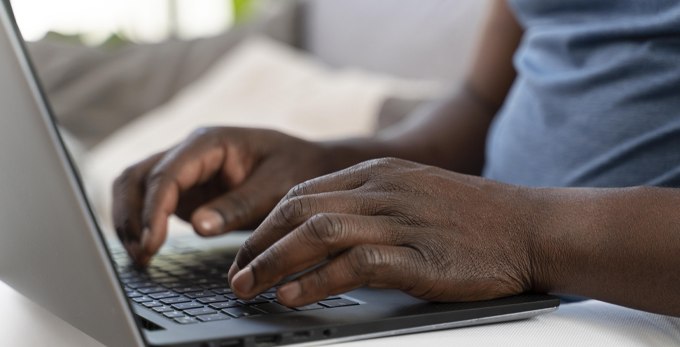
[0,1,560,346]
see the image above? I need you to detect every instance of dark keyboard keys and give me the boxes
[142,300,164,308]
[197,314,231,322]
[319,299,359,308]
[153,306,174,313]
[251,303,294,314]
[160,297,191,305]
[211,288,233,295]
[126,291,142,298]
[208,301,241,309]
[174,317,198,324]
[173,286,204,294]
[132,296,153,303]
[163,311,186,318]
[223,307,264,318]
[149,291,179,300]
[259,293,277,300]
[126,281,157,289]
[138,286,168,294]
[237,298,269,305]
[184,290,216,299]
[294,303,324,311]
[163,282,192,289]
[185,308,218,316]
[197,296,229,304]
[171,302,203,310]
[324,296,341,300]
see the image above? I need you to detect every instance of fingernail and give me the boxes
[278,282,301,303]
[228,261,240,286]
[195,209,224,235]
[232,266,254,294]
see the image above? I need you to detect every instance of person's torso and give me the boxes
[483,0,680,188]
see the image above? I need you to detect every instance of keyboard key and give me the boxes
[185,291,216,299]
[197,296,229,304]
[132,296,153,303]
[259,293,277,300]
[126,281,157,289]
[211,288,233,295]
[294,303,324,311]
[149,291,179,300]
[160,297,191,305]
[153,306,174,313]
[208,301,241,309]
[264,287,277,293]
[138,286,168,294]
[162,282,193,289]
[126,291,142,298]
[142,300,164,308]
[172,286,204,294]
[223,307,263,318]
[251,303,294,314]
[324,296,341,300]
[319,299,359,308]
[197,314,231,322]
[184,308,218,316]
[237,298,269,305]
[163,311,186,318]
[174,317,198,324]
[202,283,227,290]
[154,277,181,284]
[171,302,204,310]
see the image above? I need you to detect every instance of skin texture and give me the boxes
[113,0,680,317]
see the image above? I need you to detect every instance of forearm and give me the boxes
[320,85,497,175]
[532,186,680,316]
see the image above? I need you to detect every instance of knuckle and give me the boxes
[306,214,343,247]
[285,181,311,200]
[221,190,253,222]
[277,197,311,226]
[347,245,383,278]
[238,238,259,265]
[309,265,333,291]
[254,244,282,275]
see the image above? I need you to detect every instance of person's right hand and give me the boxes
[112,127,332,265]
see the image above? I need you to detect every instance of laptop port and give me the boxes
[254,335,281,347]
[293,331,312,340]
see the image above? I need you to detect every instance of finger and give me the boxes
[229,189,388,282]
[190,160,288,236]
[140,133,256,259]
[230,214,401,298]
[112,152,165,264]
[275,244,424,307]
[282,158,421,200]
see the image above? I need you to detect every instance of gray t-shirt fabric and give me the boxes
[483,0,680,188]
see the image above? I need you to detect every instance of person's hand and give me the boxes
[113,127,332,265]
[227,158,544,307]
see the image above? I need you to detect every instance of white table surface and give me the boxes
[2,278,680,347]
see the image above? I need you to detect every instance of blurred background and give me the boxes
[10,0,490,237]
[12,0,254,44]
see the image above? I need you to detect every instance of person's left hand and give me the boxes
[226,158,546,307]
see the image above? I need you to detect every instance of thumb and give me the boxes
[190,168,283,236]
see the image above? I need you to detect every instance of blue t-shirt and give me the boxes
[483,0,680,188]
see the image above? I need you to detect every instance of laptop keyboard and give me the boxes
[109,244,360,325]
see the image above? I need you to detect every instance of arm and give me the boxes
[113,0,524,264]
[533,186,680,316]
[323,0,523,175]
[227,160,680,317]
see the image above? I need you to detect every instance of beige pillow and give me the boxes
[81,36,445,237]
